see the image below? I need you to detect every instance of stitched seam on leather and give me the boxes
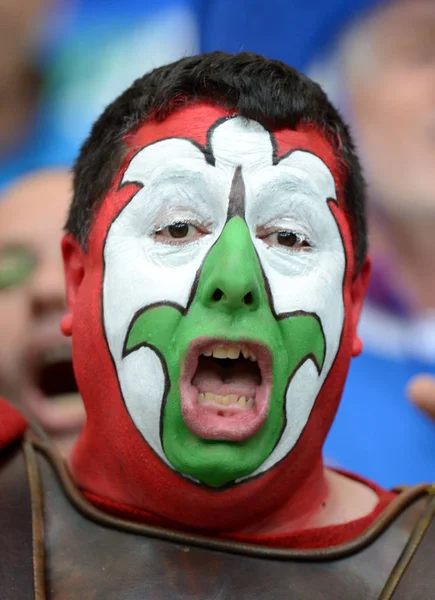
[31,437,431,562]
[23,440,47,600]
[378,493,435,599]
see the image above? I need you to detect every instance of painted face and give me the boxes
[0,171,83,454]
[68,104,360,529]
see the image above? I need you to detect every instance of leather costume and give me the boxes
[1,426,435,600]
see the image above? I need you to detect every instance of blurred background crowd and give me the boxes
[1,0,434,486]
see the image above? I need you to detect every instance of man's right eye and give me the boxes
[167,222,190,238]
[0,246,36,290]
[154,221,209,245]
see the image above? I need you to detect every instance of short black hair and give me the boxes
[66,51,367,272]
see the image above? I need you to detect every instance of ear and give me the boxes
[350,256,371,357]
[60,234,86,337]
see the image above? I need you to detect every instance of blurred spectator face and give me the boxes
[343,0,435,217]
[0,171,84,453]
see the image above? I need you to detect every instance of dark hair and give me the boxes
[66,51,367,272]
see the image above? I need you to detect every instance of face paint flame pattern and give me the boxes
[103,116,345,485]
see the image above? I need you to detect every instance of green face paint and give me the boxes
[0,246,36,290]
[126,218,325,487]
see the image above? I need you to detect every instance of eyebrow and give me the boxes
[257,172,328,200]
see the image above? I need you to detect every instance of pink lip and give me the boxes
[23,330,84,435]
[180,337,272,442]
[26,388,85,434]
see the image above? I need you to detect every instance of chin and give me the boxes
[165,441,272,489]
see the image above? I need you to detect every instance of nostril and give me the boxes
[212,288,224,302]
[243,291,253,305]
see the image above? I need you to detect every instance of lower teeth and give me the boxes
[198,392,254,408]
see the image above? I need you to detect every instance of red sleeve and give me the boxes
[0,397,28,450]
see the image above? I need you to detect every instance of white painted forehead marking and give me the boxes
[278,151,337,199]
[121,137,210,186]
[209,117,274,172]
[122,117,336,195]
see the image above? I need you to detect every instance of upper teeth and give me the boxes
[202,344,257,361]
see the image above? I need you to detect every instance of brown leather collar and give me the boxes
[23,440,46,599]
[24,433,432,562]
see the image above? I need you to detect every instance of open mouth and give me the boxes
[25,339,85,437]
[180,339,272,441]
[36,343,79,403]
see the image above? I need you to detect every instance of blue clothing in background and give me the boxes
[201,0,382,71]
[325,351,435,488]
[325,305,435,487]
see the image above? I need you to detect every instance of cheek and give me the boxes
[0,292,28,386]
[341,278,356,349]
[327,204,355,358]
[72,255,108,385]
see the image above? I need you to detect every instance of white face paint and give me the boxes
[103,117,345,479]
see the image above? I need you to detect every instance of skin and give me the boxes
[0,170,84,453]
[408,375,435,420]
[344,0,435,311]
[347,0,435,217]
[62,105,377,532]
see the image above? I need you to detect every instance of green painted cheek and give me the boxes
[126,218,326,487]
[126,305,182,356]
[0,247,36,290]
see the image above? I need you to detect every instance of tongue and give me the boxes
[192,359,259,398]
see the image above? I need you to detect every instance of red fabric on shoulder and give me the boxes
[0,397,28,450]
[84,470,397,550]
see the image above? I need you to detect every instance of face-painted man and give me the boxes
[1,53,434,599]
[62,101,375,532]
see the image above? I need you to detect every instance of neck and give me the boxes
[237,461,380,536]
[238,458,328,535]
[384,213,435,312]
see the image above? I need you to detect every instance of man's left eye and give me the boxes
[154,221,208,244]
[260,230,311,249]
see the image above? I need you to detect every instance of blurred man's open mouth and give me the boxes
[37,343,77,401]
[180,339,272,441]
[27,340,84,435]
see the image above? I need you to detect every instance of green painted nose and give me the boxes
[198,217,264,313]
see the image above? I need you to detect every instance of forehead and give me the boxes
[92,103,350,252]
[0,172,71,245]
[124,103,344,194]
